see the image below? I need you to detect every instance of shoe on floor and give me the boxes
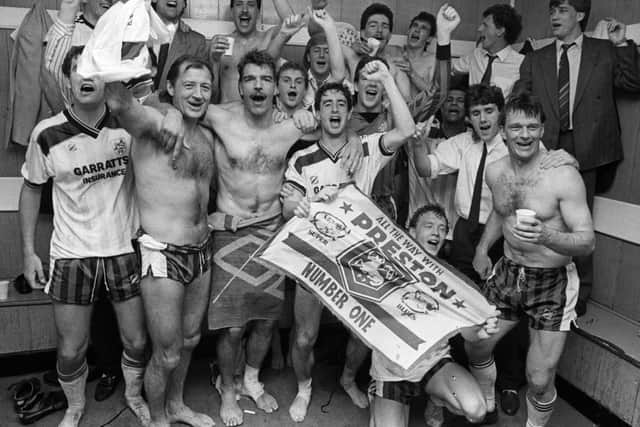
[500,389,520,416]
[17,390,67,425]
[94,373,121,402]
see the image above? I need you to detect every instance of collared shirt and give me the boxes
[453,45,524,98]
[427,131,507,224]
[555,34,583,129]
[152,21,178,57]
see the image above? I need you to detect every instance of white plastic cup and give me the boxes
[516,209,536,225]
[224,37,235,56]
[0,280,9,301]
[367,38,381,56]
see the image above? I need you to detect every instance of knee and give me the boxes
[57,338,89,365]
[121,333,147,355]
[152,345,181,371]
[526,366,553,393]
[183,332,201,352]
[294,329,317,352]
[459,395,487,423]
[226,327,245,343]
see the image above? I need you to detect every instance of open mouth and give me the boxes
[250,94,267,102]
[80,83,95,94]
[166,1,177,8]
[328,116,341,126]
[479,124,492,132]
[286,90,298,99]
[426,237,440,247]
[239,14,252,24]
[516,140,534,148]
[365,88,378,97]
[315,60,327,67]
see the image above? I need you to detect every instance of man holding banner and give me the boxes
[279,5,460,422]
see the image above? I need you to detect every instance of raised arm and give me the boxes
[105,82,164,143]
[605,19,640,92]
[265,13,305,60]
[310,9,346,83]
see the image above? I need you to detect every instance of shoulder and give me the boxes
[290,144,323,174]
[31,112,76,155]
[485,156,509,185]
[548,164,583,188]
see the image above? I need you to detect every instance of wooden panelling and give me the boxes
[0,212,52,279]
[592,233,623,308]
[0,288,56,354]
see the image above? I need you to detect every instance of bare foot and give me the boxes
[126,396,151,427]
[166,402,215,427]
[58,409,83,427]
[242,381,278,413]
[220,387,243,427]
[288,394,310,422]
[340,380,369,408]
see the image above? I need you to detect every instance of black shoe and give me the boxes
[500,389,520,416]
[94,373,120,402]
[17,390,67,425]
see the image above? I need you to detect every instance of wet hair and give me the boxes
[500,92,546,126]
[409,12,436,38]
[303,33,328,71]
[277,61,308,88]
[353,55,390,84]
[549,0,590,31]
[237,50,276,81]
[62,46,85,78]
[482,4,523,45]
[360,3,394,32]
[230,0,262,10]
[314,82,353,112]
[408,204,450,233]
[466,84,505,116]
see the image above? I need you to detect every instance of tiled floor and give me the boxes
[0,359,594,427]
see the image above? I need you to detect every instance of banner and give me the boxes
[257,184,494,370]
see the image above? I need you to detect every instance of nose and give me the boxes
[330,102,339,113]
[318,49,326,59]
[192,85,203,99]
[480,111,488,122]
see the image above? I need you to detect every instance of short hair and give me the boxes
[62,46,85,78]
[482,4,523,45]
[449,73,469,93]
[237,50,276,81]
[409,12,436,38]
[408,204,450,233]
[353,56,390,84]
[230,0,262,9]
[466,84,505,116]
[303,33,328,71]
[549,0,591,31]
[360,3,394,32]
[314,82,353,112]
[500,92,546,126]
[277,61,308,88]
[166,55,214,87]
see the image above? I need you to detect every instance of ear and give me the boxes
[576,11,585,25]
[496,26,506,39]
[409,227,417,238]
[540,123,544,140]
[167,80,175,97]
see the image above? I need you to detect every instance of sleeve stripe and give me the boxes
[23,179,44,189]
[284,180,307,196]
[378,134,395,156]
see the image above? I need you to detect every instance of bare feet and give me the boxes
[58,409,83,427]
[340,379,369,408]
[242,380,278,413]
[288,394,311,422]
[167,402,215,427]
[126,396,151,427]
[220,387,243,427]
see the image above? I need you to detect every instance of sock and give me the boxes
[58,361,88,416]
[526,389,556,427]
[469,357,497,412]
[297,378,312,401]
[121,351,146,400]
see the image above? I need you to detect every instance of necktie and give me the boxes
[480,55,498,85]
[558,43,575,132]
[468,142,487,225]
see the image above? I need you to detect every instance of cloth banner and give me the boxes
[78,0,169,82]
[257,184,494,370]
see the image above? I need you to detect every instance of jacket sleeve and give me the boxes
[512,51,533,96]
[44,18,74,105]
[612,40,640,93]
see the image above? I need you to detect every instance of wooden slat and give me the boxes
[593,196,640,244]
[592,233,623,308]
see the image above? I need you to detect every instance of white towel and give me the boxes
[78,0,170,82]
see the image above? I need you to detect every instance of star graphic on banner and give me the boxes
[453,299,466,309]
[340,202,354,214]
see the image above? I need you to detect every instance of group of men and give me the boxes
[17,1,640,427]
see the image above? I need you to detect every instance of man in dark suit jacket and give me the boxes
[512,0,640,315]
[151,0,211,93]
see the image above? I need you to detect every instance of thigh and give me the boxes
[372,396,408,427]
[141,276,184,347]
[112,295,146,343]
[182,270,212,337]
[527,329,567,372]
[293,284,324,339]
[53,302,93,347]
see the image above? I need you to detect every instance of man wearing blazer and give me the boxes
[512,0,640,315]
[151,0,211,93]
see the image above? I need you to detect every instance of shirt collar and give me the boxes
[555,33,583,52]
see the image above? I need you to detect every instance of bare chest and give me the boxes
[492,170,557,221]
[216,137,285,175]
[171,131,215,179]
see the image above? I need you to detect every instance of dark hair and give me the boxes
[166,55,214,86]
[549,0,591,31]
[231,0,262,10]
[314,82,353,112]
[360,3,394,32]
[466,84,505,116]
[237,50,276,81]
[409,12,436,38]
[303,33,328,71]
[353,56,390,84]
[449,73,469,93]
[277,61,308,88]
[482,4,523,45]
[408,204,450,233]
[62,46,85,78]
[500,92,546,126]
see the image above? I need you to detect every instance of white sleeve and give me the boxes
[21,130,55,186]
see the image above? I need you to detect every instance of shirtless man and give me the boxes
[210,0,300,102]
[187,50,360,427]
[105,55,217,427]
[467,93,595,427]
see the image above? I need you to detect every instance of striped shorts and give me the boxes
[483,257,578,331]
[368,358,453,405]
[46,252,140,305]
[135,229,214,286]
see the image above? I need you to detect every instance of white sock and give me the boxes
[469,357,497,412]
[526,389,556,427]
[121,351,145,401]
[58,362,88,415]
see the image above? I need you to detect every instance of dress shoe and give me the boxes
[500,389,520,416]
[17,390,67,425]
[94,373,120,402]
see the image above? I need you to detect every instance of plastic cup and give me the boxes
[224,37,234,56]
[0,280,9,301]
[516,209,536,225]
[367,38,381,56]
